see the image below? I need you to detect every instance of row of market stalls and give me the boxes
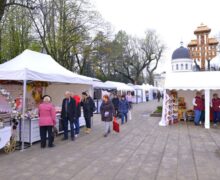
[159,71,220,129]
[0,49,160,151]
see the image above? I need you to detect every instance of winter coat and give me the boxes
[212,98,220,112]
[73,95,81,118]
[81,96,95,118]
[112,97,119,109]
[61,97,76,121]
[38,102,56,126]
[100,100,115,122]
[118,99,129,114]
[193,96,203,111]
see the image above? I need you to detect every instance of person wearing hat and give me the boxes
[81,92,95,134]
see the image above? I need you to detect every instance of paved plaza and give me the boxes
[1,101,220,180]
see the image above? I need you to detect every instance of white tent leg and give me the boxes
[205,89,210,129]
[21,80,27,151]
[159,89,167,126]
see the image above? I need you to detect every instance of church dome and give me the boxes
[172,46,190,60]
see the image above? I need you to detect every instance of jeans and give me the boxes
[63,117,75,139]
[120,112,127,124]
[105,121,111,134]
[213,111,220,124]
[40,126,53,147]
[200,111,205,123]
[194,110,201,125]
[75,118,80,134]
[85,116,91,128]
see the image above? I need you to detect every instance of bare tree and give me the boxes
[141,30,165,85]
[111,30,165,85]
[0,0,35,22]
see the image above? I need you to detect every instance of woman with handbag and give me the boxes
[100,95,115,137]
[38,95,56,148]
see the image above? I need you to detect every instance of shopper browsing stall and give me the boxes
[38,95,56,148]
[81,92,95,134]
[61,91,76,141]
[72,92,81,137]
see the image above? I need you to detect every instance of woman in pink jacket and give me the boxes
[38,95,56,148]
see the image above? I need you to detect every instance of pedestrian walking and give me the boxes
[100,95,115,137]
[38,95,56,148]
[61,91,77,141]
[81,92,95,134]
[118,95,129,124]
[157,90,162,102]
[112,94,119,116]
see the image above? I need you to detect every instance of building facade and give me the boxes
[188,24,218,71]
[171,43,193,72]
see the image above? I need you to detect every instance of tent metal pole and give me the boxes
[204,89,210,129]
[21,80,27,151]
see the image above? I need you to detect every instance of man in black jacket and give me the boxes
[81,92,95,134]
[61,91,76,141]
[112,94,119,116]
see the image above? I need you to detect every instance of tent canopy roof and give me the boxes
[92,79,116,89]
[165,71,220,90]
[105,81,134,91]
[0,49,92,84]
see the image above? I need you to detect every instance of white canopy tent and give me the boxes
[92,79,117,113]
[127,84,144,103]
[93,79,117,90]
[105,81,134,92]
[0,49,92,83]
[141,84,155,101]
[0,49,93,151]
[160,71,220,129]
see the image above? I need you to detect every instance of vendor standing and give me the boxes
[192,92,203,126]
[212,93,220,127]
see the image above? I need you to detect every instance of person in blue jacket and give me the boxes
[118,95,129,124]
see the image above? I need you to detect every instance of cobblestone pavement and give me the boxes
[1,100,220,180]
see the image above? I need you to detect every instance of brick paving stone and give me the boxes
[1,100,220,180]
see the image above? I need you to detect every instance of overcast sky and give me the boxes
[92,0,220,73]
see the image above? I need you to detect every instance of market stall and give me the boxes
[92,79,117,113]
[159,71,220,129]
[127,84,144,103]
[0,49,93,150]
[104,81,135,97]
[141,84,155,101]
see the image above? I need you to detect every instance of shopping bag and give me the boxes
[128,110,132,120]
[113,117,120,133]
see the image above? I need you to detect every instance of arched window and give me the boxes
[181,64,183,70]
[185,64,188,70]
[176,64,179,70]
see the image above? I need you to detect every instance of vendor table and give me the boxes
[17,113,86,145]
[0,126,11,149]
